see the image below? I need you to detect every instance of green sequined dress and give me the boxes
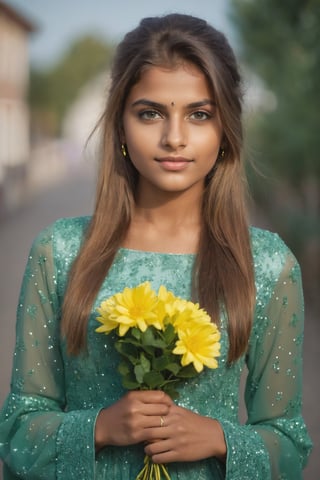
[0,217,312,479]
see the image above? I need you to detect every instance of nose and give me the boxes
[161,115,186,150]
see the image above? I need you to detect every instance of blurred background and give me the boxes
[0,0,319,478]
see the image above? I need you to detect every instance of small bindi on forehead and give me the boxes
[171,101,175,107]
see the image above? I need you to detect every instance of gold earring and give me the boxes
[219,147,225,159]
[121,144,127,157]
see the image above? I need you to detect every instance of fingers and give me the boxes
[139,413,167,430]
[144,405,226,464]
[127,390,173,406]
[124,391,171,425]
[149,448,177,465]
[95,390,173,449]
[97,393,226,463]
[123,390,172,427]
[137,403,170,419]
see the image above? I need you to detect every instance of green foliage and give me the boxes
[115,325,197,400]
[29,35,114,135]
[231,0,320,184]
[230,0,320,306]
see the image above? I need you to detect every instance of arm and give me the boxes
[0,224,100,479]
[143,244,313,478]
[242,251,312,478]
[200,247,312,479]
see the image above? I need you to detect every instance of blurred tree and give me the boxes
[230,0,320,307]
[29,35,114,137]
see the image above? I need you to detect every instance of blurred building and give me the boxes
[0,1,36,216]
[62,71,110,156]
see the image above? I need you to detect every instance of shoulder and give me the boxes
[51,215,91,245]
[250,225,288,256]
[249,226,300,287]
[31,216,91,255]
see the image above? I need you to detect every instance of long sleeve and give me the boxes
[217,237,313,479]
[0,224,100,479]
[0,221,313,480]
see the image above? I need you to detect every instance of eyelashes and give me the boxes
[138,110,162,120]
[189,111,213,121]
[137,109,214,122]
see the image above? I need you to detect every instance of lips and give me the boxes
[156,156,193,171]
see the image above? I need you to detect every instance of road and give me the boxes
[0,166,318,478]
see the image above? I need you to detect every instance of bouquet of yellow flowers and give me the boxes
[96,281,221,479]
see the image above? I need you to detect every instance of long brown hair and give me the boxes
[61,14,255,363]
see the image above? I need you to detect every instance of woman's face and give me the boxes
[122,62,223,199]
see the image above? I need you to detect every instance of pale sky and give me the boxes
[6,0,234,68]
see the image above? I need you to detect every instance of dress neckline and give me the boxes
[118,247,196,257]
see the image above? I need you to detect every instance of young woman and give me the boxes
[0,13,312,479]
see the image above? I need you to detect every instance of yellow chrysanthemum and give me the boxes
[96,297,123,334]
[96,282,161,336]
[158,285,177,305]
[170,298,212,330]
[173,322,221,373]
[156,285,177,326]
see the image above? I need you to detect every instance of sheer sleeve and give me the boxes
[217,241,312,479]
[0,225,99,479]
[244,249,312,477]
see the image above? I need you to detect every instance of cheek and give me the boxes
[199,139,221,172]
[125,137,150,169]
[124,119,150,149]
[125,127,158,160]
[192,124,222,147]
[196,137,221,163]
[125,137,146,160]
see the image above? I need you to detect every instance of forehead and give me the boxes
[126,63,213,104]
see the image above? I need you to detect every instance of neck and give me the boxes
[134,185,203,226]
[124,188,203,254]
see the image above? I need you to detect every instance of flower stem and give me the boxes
[136,456,171,480]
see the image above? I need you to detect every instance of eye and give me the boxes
[138,109,162,120]
[189,110,212,121]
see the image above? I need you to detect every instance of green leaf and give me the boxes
[134,364,145,384]
[140,353,151,373]
[133,352,151,384]
[139,345,156,356]
[118,361,131,376]
[119,337,142,348]
[115,341,139,364]
[131,327,141,341]
[143,371,165,389]
[165,363,181,375]
[152,355,180,375]
[141,328,166,349]
[122,372,140,390]
[152,355,171,371]
[163,323,177,344]
[178,364,198,378]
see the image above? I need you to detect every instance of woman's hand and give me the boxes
[144,403,227,464]
[95,390,173,451]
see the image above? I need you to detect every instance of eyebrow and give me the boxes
[131,98,216,109]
